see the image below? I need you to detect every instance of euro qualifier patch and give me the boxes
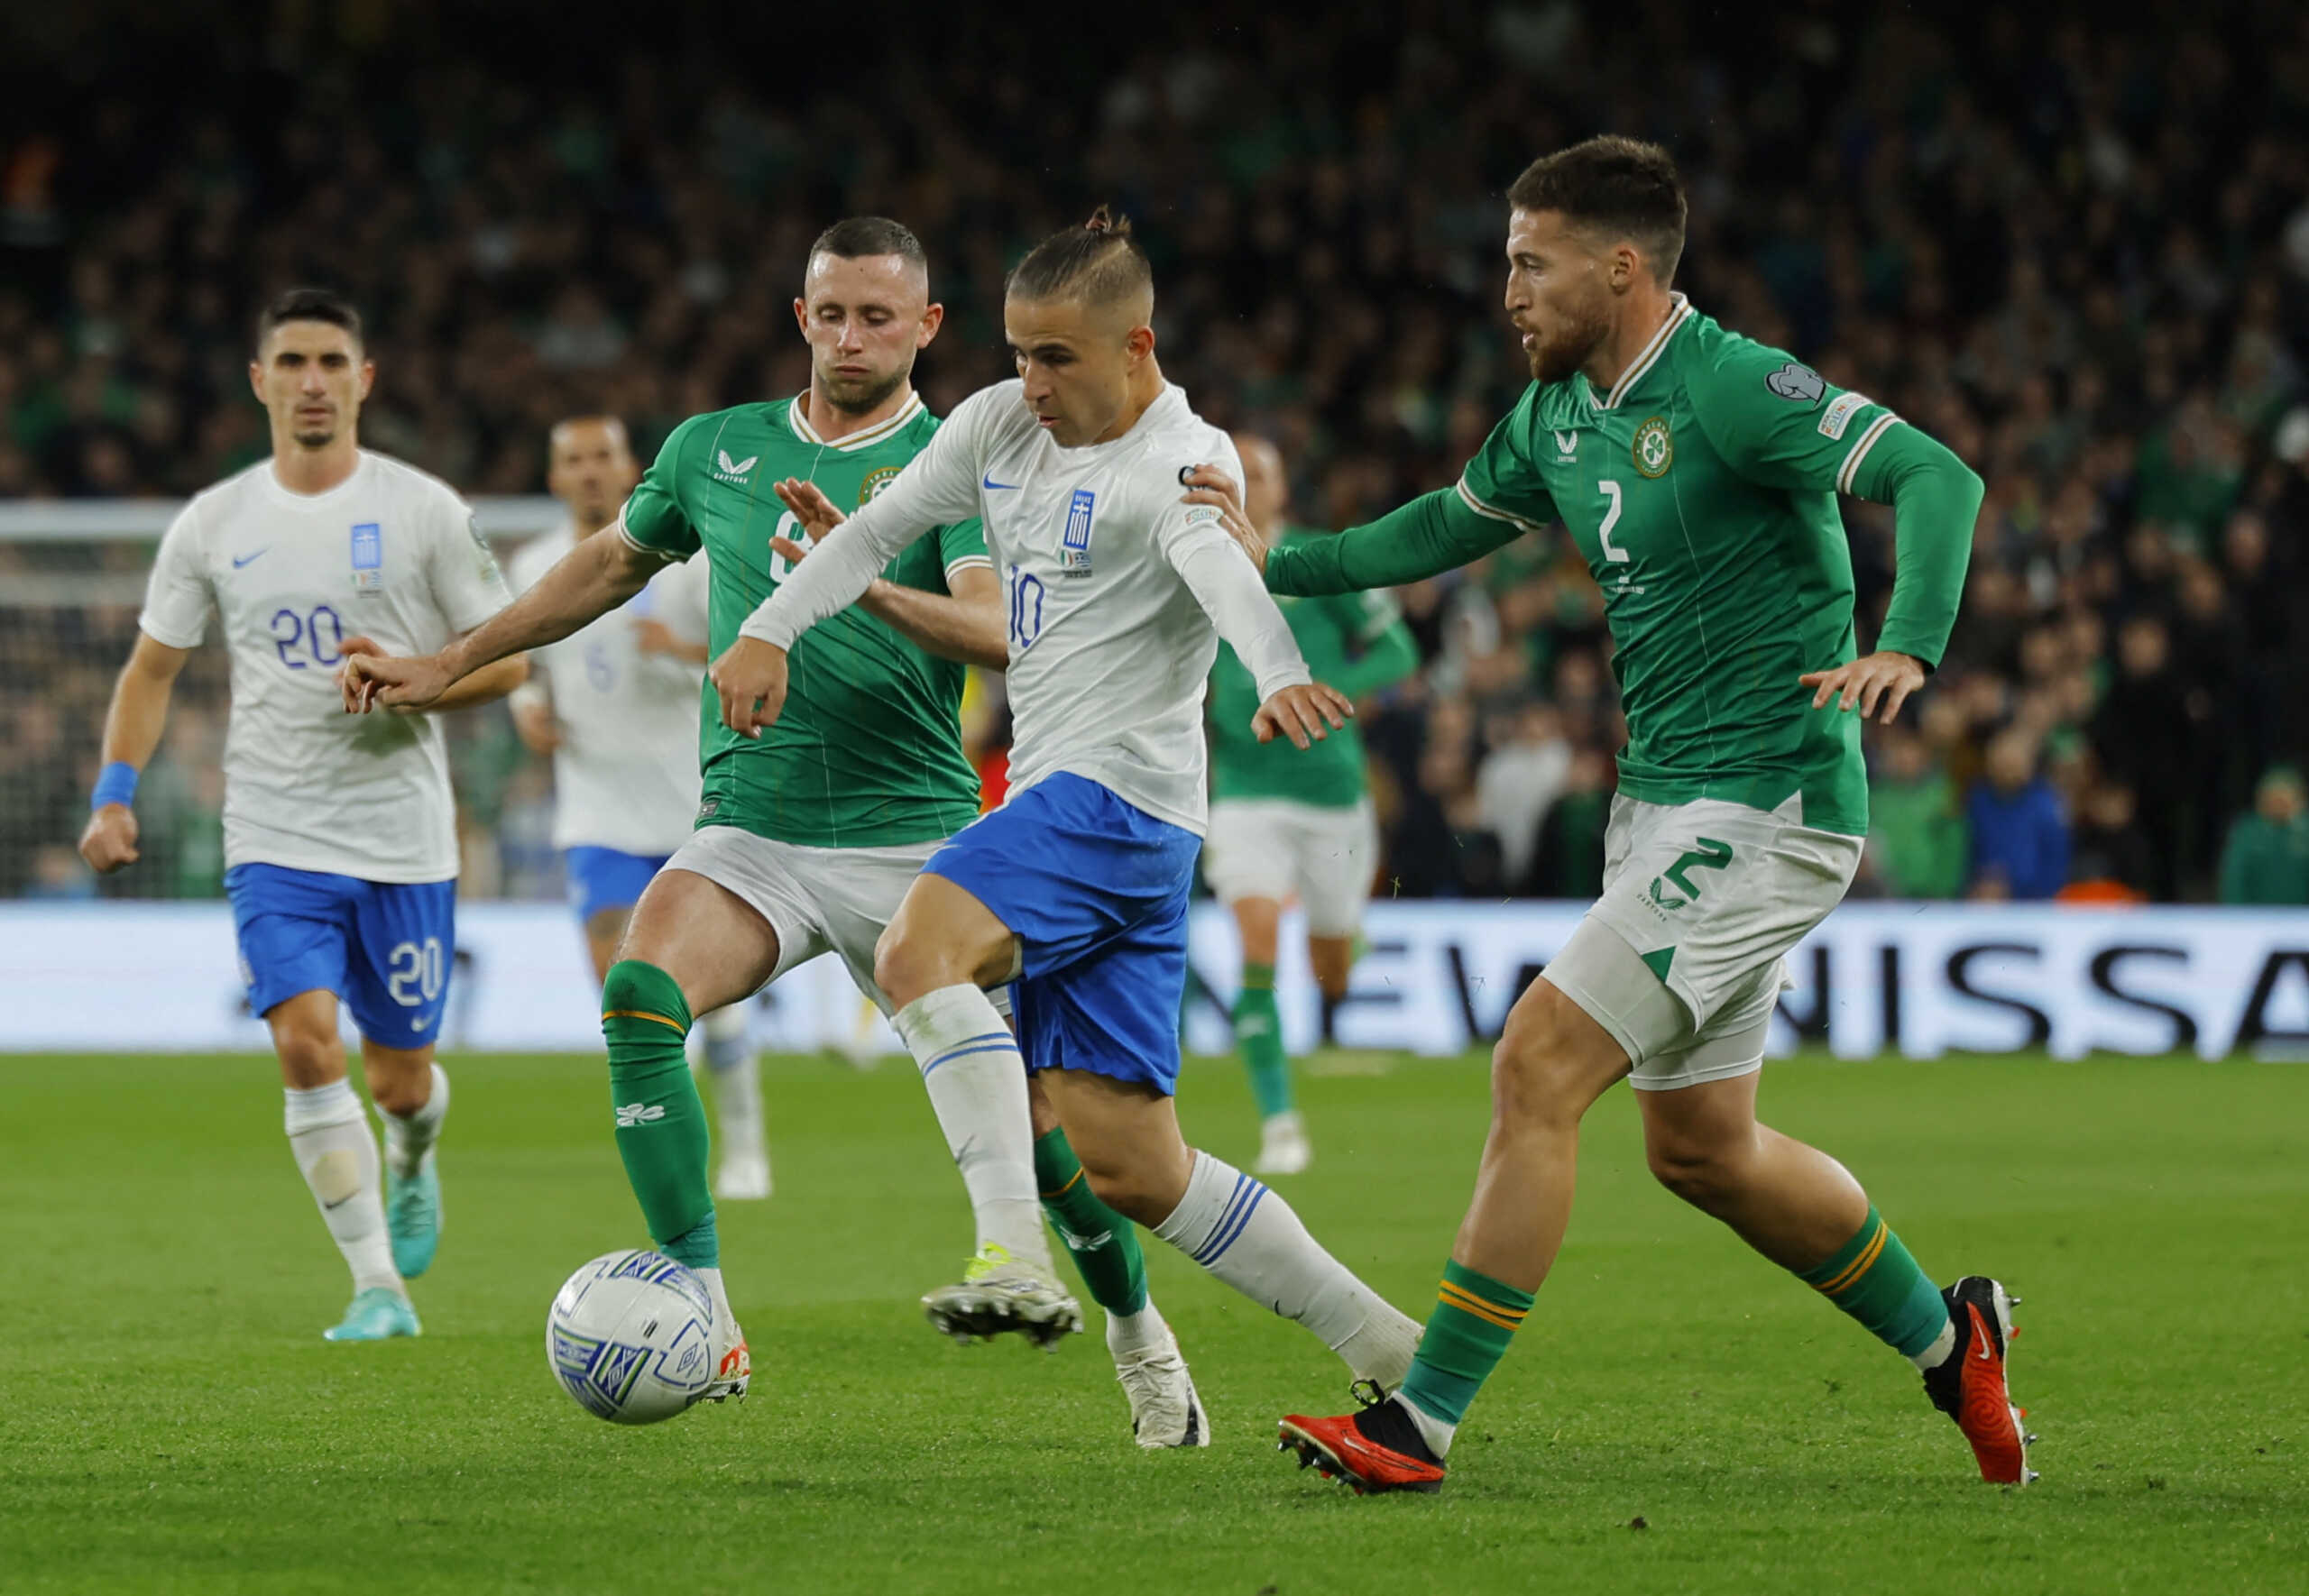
[1765,362,1826,404]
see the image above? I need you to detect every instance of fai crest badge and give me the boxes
[1632,417,1674,479]
[860,466,902,506]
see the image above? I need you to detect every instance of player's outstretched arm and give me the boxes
[77,634,191,874]
[1165,526,1350,750]
[340,525,655,713]
[768,482,1007,668]
[1181,470,1523,596]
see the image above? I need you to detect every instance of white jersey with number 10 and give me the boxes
[138,451,511,883]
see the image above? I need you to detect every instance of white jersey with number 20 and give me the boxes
[741,380,1309,835]
[138,451,511,883]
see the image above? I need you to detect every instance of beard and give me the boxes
[290,423,338,448]
[1525,299,1611,386]
[820,363,908,417]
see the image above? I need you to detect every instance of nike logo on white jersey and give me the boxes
[615,1102,667,1127]
[713,451,759,484]
[232,548,269,568]
[982,473,1021,491]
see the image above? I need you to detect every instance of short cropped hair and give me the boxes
[1005,206,1153,310]
[1507,136,1688,285]
[254,287,363,354]
[809,216,929,274]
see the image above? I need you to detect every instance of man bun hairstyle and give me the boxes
[255,286,363,354]
[1507,135,1688,285]
[809,216,929,275]
[1005,205,1154,311]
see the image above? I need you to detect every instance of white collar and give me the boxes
[786,390,925,452]
[1590,294,1695,410]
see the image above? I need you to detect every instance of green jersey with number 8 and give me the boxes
[618,394,990,849]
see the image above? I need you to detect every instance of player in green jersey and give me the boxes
[1202,432,1419,1175]
[345,219,1204,1446]
[1187,138,2032,1493]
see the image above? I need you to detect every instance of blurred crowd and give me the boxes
[5,1,2309,903]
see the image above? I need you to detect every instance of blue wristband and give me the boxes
[91,762,140,811]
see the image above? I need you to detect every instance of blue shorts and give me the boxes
[225,864,457,1050]
[923,773,1201,1095]
[566,846,671,925]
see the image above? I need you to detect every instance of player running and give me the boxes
[505,416,768,1200]
[715,211,1423,1425]
[78,289,525,1342]
[1202,432,1419,1175]
[343,220,1200,1446]
[1192,138,2027,1493]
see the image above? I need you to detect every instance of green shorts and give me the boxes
[1542,794,1861,1090]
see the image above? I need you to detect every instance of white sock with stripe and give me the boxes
[380,1063,448,1181]
[1153,1149,1420,1385]
[891,984,1053,1273]
[284,1079,401,1297]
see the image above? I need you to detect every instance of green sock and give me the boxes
[602,959,717,1270]
[1399,1259,1534,1428]
[1797,1206,1950,1360]
[1233,963,1292,1118]
[1035,1128,1147,1316]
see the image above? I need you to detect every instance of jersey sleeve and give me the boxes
[935,518,991,582]
[619,417,704,560]
[426,492,514,634]
[1685,342,1903,497]
[138,500,213,648]
[1456,386,1560,534]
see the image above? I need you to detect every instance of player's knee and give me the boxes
[1489,986,1612,1129]
[364,1050,435,1116]
[871,929,941,1012]
[1644,1125,1754,1211]
[273,1026,343,1087]
[1067,1137,1179,1228]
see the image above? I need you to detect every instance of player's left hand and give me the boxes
[1800,650,1927,723]
[711,636,789,739]
[1254,681,1355,749]
[771,479,846,564]
[1179,464,1267,575]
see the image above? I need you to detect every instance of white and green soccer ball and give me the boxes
[547,1249,716,1425]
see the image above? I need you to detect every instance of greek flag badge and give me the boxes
[350,522,384,591]
[1061,488,1096,569]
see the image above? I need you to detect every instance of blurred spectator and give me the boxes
[1476,702,1573,893]
[2217,766,2309,906]
[1863,725,1968,900]
[2064,781,2156,902]
[1966,730,2070,902]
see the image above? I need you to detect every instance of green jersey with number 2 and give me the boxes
[620,393,989,849]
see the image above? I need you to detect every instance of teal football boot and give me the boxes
[323,1287,421,1342]
[385,1152,442,1279]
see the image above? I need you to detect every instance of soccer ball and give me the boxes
[546,1249,718,1425]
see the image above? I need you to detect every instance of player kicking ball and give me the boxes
[716,211,1424,1436]
[344,221,1196,1445]
[505,416,768,1200]
[1192,138,2031,1492]
[1201,432,1419,1174]
[79,289,526,1342]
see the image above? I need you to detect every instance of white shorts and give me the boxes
[1542,794,1860,1090]
[1201,798,1377,938]
[666,826,1003,1016]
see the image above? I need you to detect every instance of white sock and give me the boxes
[1398,1394,1459,1458]
[1106,1297,1172,1361]
[284,1080,400,1297]
[1909,1314,1959,1371]
[380,1063,449,1180]
[1153,1149,1420,1386]
[700,1007,765,1156]
[693,1265,740,1339]
[891,984,1053,1272]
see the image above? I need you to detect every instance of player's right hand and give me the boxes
[337,646,452,714]
[711,636,789,740]
[1254,680,1355,749]
[78,804,139,873]
[772,478,846,556]
[1180,465,1266,574]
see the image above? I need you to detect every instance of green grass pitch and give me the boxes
[3,1047,2304,1595]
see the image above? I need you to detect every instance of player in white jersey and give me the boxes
[716,213,1423,1409]
[77,289,524,1341]
[505,417,768,1200]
